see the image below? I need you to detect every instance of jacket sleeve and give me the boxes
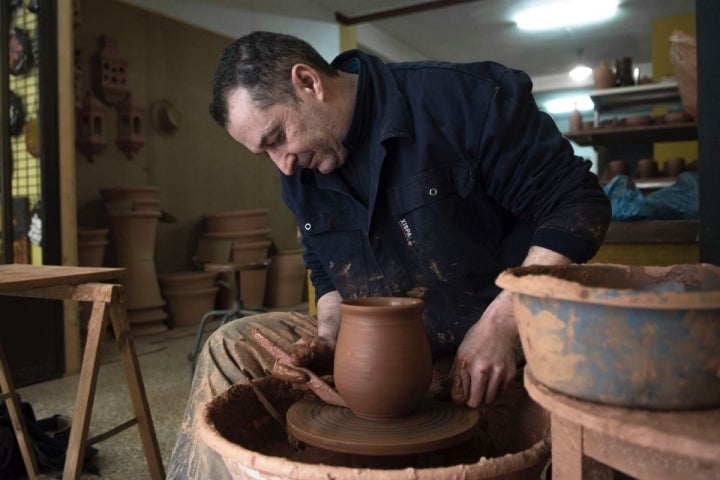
[472,68,610,263]
[280,175,336,303]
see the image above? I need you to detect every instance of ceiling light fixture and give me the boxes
[544,95,594,114]
[514,0,619,31]
[568,48,592,82]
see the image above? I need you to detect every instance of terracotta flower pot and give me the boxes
[635,158,658,179]
[203,208,268,233]
[162,286,219,327]
[230,239,272,264]
[158,271,217,291]
[264,249,305,307]
[77,240,109,267]
[202,228,271,242]
[335,297,432,419]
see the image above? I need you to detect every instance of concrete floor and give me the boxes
[17,321,220,479]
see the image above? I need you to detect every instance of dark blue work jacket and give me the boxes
[281,50,610,356]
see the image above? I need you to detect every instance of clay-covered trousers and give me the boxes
[166,311,318,480]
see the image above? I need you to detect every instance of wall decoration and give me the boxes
[75,91,107,161]
[149,99,181,136]
[116,99,145,159]
[9,26,34,75]
[90,35,129,105]
[9,90,26,136]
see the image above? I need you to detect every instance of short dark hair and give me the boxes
[209,31,339,127]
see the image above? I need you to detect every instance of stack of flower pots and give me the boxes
[100,186,168,336]
[201,208,271,309]
[158,271,219,327]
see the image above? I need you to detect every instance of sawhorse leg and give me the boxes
[0,342,40,479]
[63,284,164,479]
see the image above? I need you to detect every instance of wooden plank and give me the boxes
[2,282,118,303]
[0,265,125,293]
[107,297,165,479]
[584,429,720,480]
[63,300,109,479]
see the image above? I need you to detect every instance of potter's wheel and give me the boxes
[286,397,480,455]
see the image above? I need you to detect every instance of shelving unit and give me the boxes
[565,80,697,147]
[578,80,701,266]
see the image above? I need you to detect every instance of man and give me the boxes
[167,31,610,478]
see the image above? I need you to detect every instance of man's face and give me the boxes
[225,87,348,176]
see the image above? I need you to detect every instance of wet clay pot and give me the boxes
[496,263,720,410]
[335,297,432,419]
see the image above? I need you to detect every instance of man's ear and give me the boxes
[291,64,324,101]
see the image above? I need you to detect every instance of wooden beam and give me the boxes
[336,0,485,25]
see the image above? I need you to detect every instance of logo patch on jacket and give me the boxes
[398,218,414,246]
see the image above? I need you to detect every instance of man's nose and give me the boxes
[268,150,295,176]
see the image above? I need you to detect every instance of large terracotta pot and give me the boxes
[162,286,219,327]
[158,271,217,291]
[203,208,269,233]
[335,297,432,419]
[230,239,272,264]
[106,210,161,263]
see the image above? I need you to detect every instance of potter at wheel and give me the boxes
[286,396,480,455]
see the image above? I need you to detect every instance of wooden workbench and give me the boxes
[0,264,164,479]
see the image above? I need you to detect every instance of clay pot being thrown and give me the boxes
[335,297,432,420]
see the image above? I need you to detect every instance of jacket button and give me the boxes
[304,223,312,231]
[428,187,438,196]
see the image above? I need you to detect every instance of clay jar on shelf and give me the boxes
[335,297,432,420]
[606,159,628,179]
[593,60,615,89]
[635,159,659,179]
[664,157,687,177]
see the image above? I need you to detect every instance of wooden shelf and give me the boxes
[565,121,697,146]
[590,80,681,114]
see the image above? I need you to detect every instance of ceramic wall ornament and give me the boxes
[75,91,107,162]
[115,99,145,159]
[149,100,181,136]
[90,35,129,106]
[9,26,33,76]
[9,90,25,136]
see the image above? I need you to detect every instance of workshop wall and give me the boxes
[74,0,299,273]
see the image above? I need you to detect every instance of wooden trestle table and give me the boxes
[0,264,164,479]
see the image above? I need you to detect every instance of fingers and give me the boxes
[452,359,515,407]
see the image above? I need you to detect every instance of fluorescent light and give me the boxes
[514,0,619,31]
[569,65,592,81]
[544,95,594,114]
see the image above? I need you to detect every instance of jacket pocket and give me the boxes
[299,210,369,297]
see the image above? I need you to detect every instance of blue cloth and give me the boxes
[281,50,611,355]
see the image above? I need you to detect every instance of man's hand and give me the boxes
[452,245,572,407]
[451,289,518,407]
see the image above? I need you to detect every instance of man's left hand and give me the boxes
[451,289,518,407]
